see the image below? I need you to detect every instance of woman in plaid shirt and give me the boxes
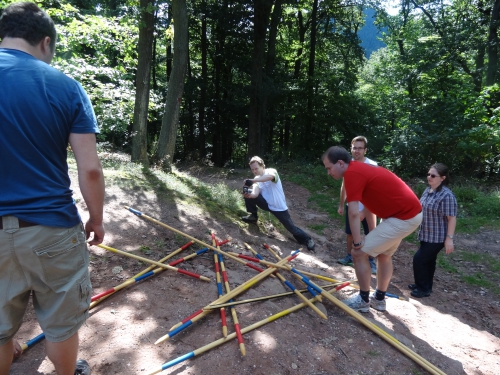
[409,163,457,298]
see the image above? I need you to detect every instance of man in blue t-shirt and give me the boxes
[0,3,104,374]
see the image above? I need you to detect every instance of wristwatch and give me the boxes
[447,234,454,239]
[353,241,362,247]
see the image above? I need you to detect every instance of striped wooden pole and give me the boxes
[204,282,345,309]
[97,244,211,282]
[147,285,347,375]
[284,265,446,375]
[124,206,295,271]
[155,251,300,345]
[211,233,228,337]
[244,244,327,320]
[215,238,246,355]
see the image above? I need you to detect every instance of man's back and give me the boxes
[344,161,421,220]
[0,48,98,227]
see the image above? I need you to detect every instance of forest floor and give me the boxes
[9,155,500,375]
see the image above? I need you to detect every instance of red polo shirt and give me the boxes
[344,161,421,220]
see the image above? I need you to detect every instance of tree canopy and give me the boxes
[1,0,498,178]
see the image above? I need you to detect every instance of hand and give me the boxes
[13,340,22,359]
[444,237,454,254]
[338,206,344,216]
[85,220,105,245]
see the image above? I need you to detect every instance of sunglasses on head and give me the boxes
[427,173,440,178]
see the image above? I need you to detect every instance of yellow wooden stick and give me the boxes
[155,253,299,345]
[204,282,342,309]
[90,242,194,308]
[281,263,447,375]
[245,243,327,319]
[124,206,296,271]
[97,244,211,282]
[215,234,246,356]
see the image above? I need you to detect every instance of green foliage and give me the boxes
[282,163,342,219]
[308,224,328,235]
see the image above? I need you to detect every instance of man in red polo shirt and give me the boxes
[322,146,422,312]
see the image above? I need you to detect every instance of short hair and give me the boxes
[430,163,450,192]
[249,156,265,167]
[351,136,368,148]
[0,2,57,52]
[322,146,351,165]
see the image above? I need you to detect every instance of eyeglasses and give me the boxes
[427,173,440,178]
[351,147,366,151]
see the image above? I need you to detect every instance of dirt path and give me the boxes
[9,160,500,375]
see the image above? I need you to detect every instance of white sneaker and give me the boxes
[369,293,387,311]
[342,294,370,313]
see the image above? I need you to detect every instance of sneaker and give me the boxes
[342,294,370,313]
[75,359,91,375]
[369,257,377,274]
[337,254,353,267]
[369,293,386,311]
[241,214,258,223]
[306,238,315,251]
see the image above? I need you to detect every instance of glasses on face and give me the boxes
[427,173,440,178]
[351,147,365,151]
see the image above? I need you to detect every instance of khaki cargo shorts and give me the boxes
[362,212,423,257]
[0,216,92,345]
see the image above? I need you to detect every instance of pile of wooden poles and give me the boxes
[17,205,447,375]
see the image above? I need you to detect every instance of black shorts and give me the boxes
[345,205,369,235]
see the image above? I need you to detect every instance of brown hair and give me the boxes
[249,156,265,167]
[430,163,450,192]
[351,136,368,148]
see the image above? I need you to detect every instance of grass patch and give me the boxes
[436,253,458,273]
[281,162,341,219]
[308,224,328,235]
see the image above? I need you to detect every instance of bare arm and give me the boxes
[348,201,362,247]
[69,133,105,245]
[444,216,456,254]
[338,179,346,215]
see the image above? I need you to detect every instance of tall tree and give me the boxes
[247,0,274,158]
[131,0,156,164]
[155,0,189,168]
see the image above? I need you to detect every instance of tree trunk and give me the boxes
[131,0,155,164]
[261,0,282,156]
[154,0,188,168]
[247,0,273,158]
[305,0,318,144]
[486,0,500,86]
[198,0,207,158]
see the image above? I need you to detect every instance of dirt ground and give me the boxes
[9,158,500,375]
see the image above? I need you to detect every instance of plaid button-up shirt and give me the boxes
[417,186,457,243]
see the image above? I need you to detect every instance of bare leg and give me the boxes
[375,253,393,291]
[0,339,14,375]
[346,234,353,255]
[46,332,79,375]
[351,249,371,291]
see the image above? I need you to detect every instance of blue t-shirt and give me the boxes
[0,48,99,227]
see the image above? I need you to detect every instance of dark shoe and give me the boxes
[408,284,432,293]
[306,238,315,251]
[75,359,91,375]
[241,214,258,223]
[411,289,431,298]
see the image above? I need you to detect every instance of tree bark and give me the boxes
[155,0,188,168]
[131,0,155,164]
[486,0,500,86]
[247,0,273,159]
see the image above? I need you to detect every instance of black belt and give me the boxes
[0,218,38,230]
